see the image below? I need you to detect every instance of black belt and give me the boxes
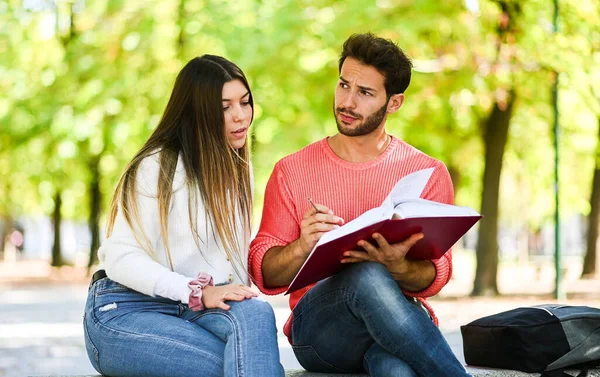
[89,269,107,289]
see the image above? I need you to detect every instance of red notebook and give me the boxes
[286,214,481,294]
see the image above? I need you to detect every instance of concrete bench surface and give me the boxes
[41,367,600,377]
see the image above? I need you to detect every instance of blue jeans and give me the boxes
[84,277,284,377]
[291,262,471,377]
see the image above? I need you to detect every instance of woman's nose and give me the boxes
[232,105,246,122]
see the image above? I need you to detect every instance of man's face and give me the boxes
[334,57,389,137]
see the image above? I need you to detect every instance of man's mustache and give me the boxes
[336,108,362,119]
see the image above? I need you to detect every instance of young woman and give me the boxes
[83,55,284,377]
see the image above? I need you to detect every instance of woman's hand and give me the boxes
[201,284,258,310]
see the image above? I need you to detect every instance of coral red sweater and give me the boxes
[249,136,454,344]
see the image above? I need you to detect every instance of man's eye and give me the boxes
[242,102,250,106]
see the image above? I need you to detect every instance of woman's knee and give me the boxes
[228,298,276,324]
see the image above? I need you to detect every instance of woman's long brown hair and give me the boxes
[105,55,253,280]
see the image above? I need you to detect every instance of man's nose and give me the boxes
[341,91,357,109]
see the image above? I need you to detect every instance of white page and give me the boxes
[394,198,480,218]
[315,206,392,246]
[381,168,435,208]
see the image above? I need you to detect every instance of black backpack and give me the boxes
[461,305,600,377]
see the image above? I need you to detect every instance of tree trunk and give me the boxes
[472,93,516,296]
[176,0,186,61]
[88,158,102,270]
[582,117,600,278]
[447,164,461,194]
[0,215,12,259]
[0,180,13,256]
[51,191,64,267]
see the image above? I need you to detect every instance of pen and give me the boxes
[308,198,321,213]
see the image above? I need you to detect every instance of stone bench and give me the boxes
[42,367,600,376]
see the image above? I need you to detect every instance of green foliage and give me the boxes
[0,0,598,239]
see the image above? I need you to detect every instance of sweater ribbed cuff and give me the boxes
[249,239,289,295]
[404,252,451,298]
[188,272,214,311]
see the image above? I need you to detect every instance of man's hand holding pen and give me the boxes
[296,198,345,257]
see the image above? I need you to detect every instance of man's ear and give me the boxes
[386,93,405,114]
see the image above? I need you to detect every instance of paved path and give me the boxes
[1,280,599,377]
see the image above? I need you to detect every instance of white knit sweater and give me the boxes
[98,152,250,304]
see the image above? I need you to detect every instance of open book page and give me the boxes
[381,168,435,208]
[394,198,480,218]
[316,206,393,246]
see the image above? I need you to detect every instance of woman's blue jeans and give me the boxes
[84,277,284,377]
[291,262,471,377]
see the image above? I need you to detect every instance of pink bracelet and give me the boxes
[188,272,214,311]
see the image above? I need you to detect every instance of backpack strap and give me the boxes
[541,367,589,377]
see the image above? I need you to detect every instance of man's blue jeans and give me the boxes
[84,277,284,377]
[291,262,471,377]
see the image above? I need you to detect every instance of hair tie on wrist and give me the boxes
[188,272,214,311]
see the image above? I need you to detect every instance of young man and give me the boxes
[249,33,471,377]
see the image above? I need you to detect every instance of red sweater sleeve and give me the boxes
[404,161,454,299]
[249,162,300,295]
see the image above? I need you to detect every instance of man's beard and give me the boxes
[334,102,388,137]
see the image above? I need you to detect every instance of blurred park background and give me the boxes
[2,0,600,329]
[2,0,600,375]
[2,0,600,295]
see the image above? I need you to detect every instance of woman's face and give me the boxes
[222,79,252,150]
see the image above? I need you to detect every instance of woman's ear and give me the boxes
[387,93,405,114]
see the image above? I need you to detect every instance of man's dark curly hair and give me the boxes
[339,33,413,96]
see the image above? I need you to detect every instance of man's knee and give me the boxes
[364,344,419,377]
[348,261,388,276]
[338,262,413,309]
[340,262,394,291]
